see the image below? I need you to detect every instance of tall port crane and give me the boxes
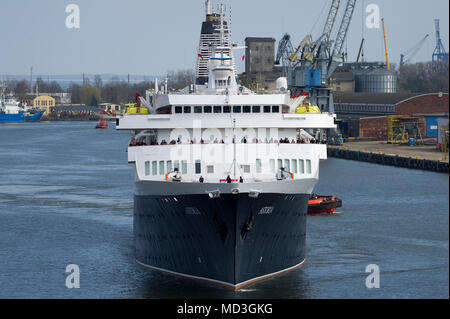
[432,19,449,67]
[275,34,295,67]
[274,0,356,114]
[327,0,357,78]
[400,34,429,67]
[282,0,356,86]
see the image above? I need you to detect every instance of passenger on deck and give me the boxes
[239,176,244,183]
[199,176,204,183]
[226,175,232,183]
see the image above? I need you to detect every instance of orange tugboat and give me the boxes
[95,119,108,129]
[308,194,342,214]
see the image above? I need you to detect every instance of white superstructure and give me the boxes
[117,4,336,194]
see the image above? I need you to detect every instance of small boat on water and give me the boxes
[95,119,108,129]
[0,83,45,123]
[308,194,342,214]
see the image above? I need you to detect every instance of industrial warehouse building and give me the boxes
[354,93,449,139]
[243,37,283,91]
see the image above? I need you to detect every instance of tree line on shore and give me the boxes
[4,70,195,106]
[3,63,448,106]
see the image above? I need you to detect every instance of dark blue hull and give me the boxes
[134,192,308,289]
[0,110,45,123]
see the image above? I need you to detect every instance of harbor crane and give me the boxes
[275,34,295,67]
[273,0,356,116]
[399,34,429,67]
[276,0,356,87]
[432,19,449,67]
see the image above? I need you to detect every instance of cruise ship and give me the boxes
[116,1,336,290]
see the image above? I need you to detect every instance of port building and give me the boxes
[354,93,449,139]
[242,37,283,91]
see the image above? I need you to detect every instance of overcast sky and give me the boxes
[0,0,448,76]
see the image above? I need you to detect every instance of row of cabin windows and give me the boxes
[174,105,280,114]
[145,160,188,176]
[145,158,312,176]
[257,159,312,174]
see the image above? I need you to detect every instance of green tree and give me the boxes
[80,85,101,106]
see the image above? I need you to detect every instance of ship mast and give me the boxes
[205,0,211,16]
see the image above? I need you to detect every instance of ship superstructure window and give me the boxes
[181,161,188,174]
[174,161,180,171]
[252,105,261,113]
[269,159,275,173]
[272,105,280,113]
[204,106,212,113]
[241,165,250,173]
[256,159,262,173]
[299,159,305,174]
[291,160,298,174]
[159,161,165,175]
[214,106,222,113]
[167,161,173,172]
[152,161,157,175]
[184,106,191,113]
[233,105,242,113]
[223,106,231,113]
[306,160,312,174]
[175,106,183,114]
[207,165,214,174]
[194,106,202,114]
[145,161,150,176]
[264,105,271,113]
[243,105,251,113]
[195,160,201,174]
[284,159,290,172]
[277,159,283,170]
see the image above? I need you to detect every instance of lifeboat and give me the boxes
[295,102,321,114]
[95,119,108,129]
[308,194,342,214]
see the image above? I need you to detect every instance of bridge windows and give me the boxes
[233,105,242,113]
[175,106,183,114]
[252,105,261,113]
[213,106,222,113]
[223,105,231,113]
[272,105,280,113]
[194,106,202,114]
[204,106,212,113]
[243,105,251,113]
[183,106,191,113]
[264,105,271,113]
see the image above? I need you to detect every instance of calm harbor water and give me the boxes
[0,121,448,299]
